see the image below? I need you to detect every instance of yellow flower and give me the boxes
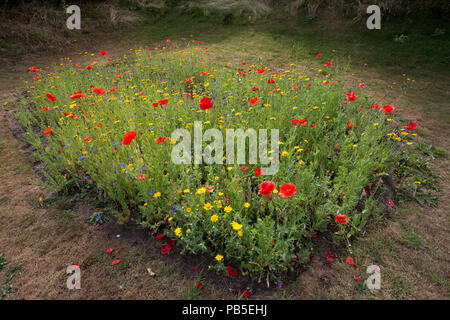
[154,192,161,198]
[215,254,224,261]
[244,202,250,208]
[231,221,242,230]
[183,188,190,193]
[204,203,212,210]
[224,205,232,213]
[197,187,206,194]
[186,207,191,213]
[168,217,173,221]
[174,227,182,237]
[211,214,218,223]
[281,151,289,157]
[238,231,243,237]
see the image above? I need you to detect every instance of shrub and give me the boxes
[17,42,418,281]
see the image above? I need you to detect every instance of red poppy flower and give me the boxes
[92,88,105,95]
[346,122,354,128]
[387,199,395,207]
[355,276,361,282]
[46,93,56,102]
[268,79,275,84]
[155,136,166,144]
[279,183,297,198]
[291,119,300,125]
[112,259,122,265]
[242,290,252,299]
[360,83,366,88]
[382,105,395,114]
[335,213,347,224]
[106,248,113,254]
[138,174,146,181]
[299,119,307,126]
[252,168,263,176]
[43,128,53,134]
[70,91,86,99]
[167,238,177,247]
[86,65,92,70]
[226,265,238,277]
[152,102,159,107]
[196,282,203,289]
[346,256,355,266]
[99,50,107,55]
[372,104,379,110]
[252,87,259,91]
[316,53,322,58]
[257,68,266,73]
[161,244,172,255]
[325,61,332,66]
[155,234,165,240]
[326,250,334,262]
[41,107,49,111]
[293,85,299,90]
[158,99,169,105]
[240,166,248,171]
[115,74,122,79]
[206,185,215,193]
[249,97,260,105]
[403,122,418,130]
[28,66,39,73]
[84,137,91,142]
[259,181,276,196]
[185,78,193,83]
[346,92,357,102]
[122,131,137,145]
[199,97,213,110]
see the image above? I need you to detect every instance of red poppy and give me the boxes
[122,131,137,145]
[115,74,122,79]
[299,119,307,126]
[240,166,248,171]
[161,244,172,255]
[138,174,146,181]
[152,102,159,107]
[355,276,361,282]
[316,53,322,58]
[387,199,395,207]
[346,92,357,102]
[346,256,355,266]
[158,99,169,105]
[199,97,213,110]
[403,122,418,130]
[335,213,347,224]
[86,65,92,70]
[84,137,91,142]
[70,91,86,99]
[242,290,252,299]
[185,78,193,83]
[99,50,107,55]
[28,66,39,73]
[112,259,122,265]
[41,107,49,111]
[206,185,215,193]
[360,83,366,88]
[346,122,354,128]
[252,168,263,176]
[279,183,297,198]
[326,250,334,262]
[252,87,259,91]
[372,104,379,110]
[257,68,266,73]
[291,119,300,125]
[293,85,299,90]
[155,234,165,240]
[268,79,275,84]
[249,97,259,105]
[167,238,177,247]
[92,88,105,95]
[196,282,203,289]
[43,128,53,134]
[259,181,276,196]
[382,105,395,114]
[106,248,113,254]
[46,93,56,102]
[155,136,166,144]
[226,265,238,277]
[325,61,332,66]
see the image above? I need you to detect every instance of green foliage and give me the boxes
[16,41,429,280]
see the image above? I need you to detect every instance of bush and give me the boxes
[17,42,417,281]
